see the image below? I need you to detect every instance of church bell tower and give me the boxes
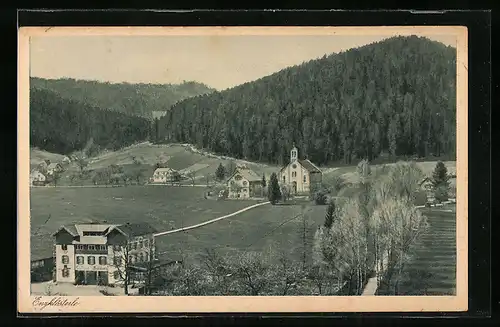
[290,144,298,163]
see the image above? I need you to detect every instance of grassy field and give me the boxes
[154,200,334,264]
[30,186,263,260]
[376,205,457,295]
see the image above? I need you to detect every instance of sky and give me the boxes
[30,34,456,91]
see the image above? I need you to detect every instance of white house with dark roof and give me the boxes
[30,169,47,186]
[52,222,158,286]
[151,167,178,184]
[226,165,262,199]
[46,162,64,176]
[279,145,323,194]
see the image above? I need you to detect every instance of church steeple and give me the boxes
[290,143,298,163]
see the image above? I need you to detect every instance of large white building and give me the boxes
[279,145,322,194]
[52,222,158,286]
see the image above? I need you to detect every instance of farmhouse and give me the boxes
[151,167,178,184]
[52,222,158,286]
[226,165,262,199]
[47,163,64,176]
[419,177,435,203]
[30,169,47,186]
[279,144,322,194]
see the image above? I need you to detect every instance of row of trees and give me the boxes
[30,88,151,155]
[158,36,456,166]
[313,161,429,295]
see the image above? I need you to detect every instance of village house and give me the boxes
[150,167,179,184]
[30,169,47,186]
[419,177,435,204]
[279,144,322,194]
[47,162,64,176]
[226,165,262,199]
[52,222,158,286]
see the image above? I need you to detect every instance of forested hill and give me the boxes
[158,36,457,166]
[30,88,151,155]
[30,77,216,118]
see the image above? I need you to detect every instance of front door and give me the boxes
[292,181,297,194]
[85,271,98,285]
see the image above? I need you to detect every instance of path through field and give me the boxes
[154,201,271,237]
[376,206,456,295]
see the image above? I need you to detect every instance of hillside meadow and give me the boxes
[30,143,456,189]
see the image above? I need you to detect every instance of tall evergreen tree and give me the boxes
[324,200,336,229]
[432,161,450,202]
[215,163,227,181]
[268,173,282,205]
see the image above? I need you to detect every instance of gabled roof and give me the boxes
[47,163,62,169]
[52,225,79,237]
[298,159,322,173]
[419,177,433,186]
[106,222,158,238]
[280,159,322,173]
[227,167,262,182]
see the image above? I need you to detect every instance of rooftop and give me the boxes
[229,167,262,182]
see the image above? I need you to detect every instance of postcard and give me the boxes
[18,25,468,313]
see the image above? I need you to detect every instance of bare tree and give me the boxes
[185,170,197,186]
[112,242,132,295]
[232,251,273,295]
[280,184,291,202]
[270,254,303,295]
[370,198,428,294]
[200,248,235,295]
[51,171,61,187]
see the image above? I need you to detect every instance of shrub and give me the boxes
[314,190,328,205]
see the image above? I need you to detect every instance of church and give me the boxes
[279,145,323,194]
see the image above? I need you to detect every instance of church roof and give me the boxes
[298,159,322,173]
[280,159,322,173]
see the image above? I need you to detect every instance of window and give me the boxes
[99,245,107,251]
[138,240,143,249]
[283,176,286,183]
[303,175,307,183]
[61,244,68,251]
[114,256,122,266]
[87,256,95,265]
[76,256,84,265]
[144,239,149,248]
[61,255,69,264]
[292,164,297,169]
[113,271,120,280]
[292,171,296,177]
[243,188,247,192]
[62,268,70,278]
[76,245,85,250]
[242,181,248,186]
[113,245,121,252]
[88,245,96,251]
[99,256,107,265]
[235,175,242,181]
